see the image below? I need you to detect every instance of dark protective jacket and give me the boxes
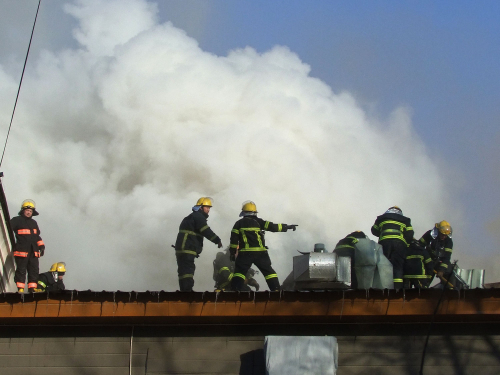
[37,271,65,292]
[10,214,44,258]
[403,241,434,281]
[230,216,288,253]
[334,231,367,255]
[213,251,259,290]
[371,212,414,246]
[174,210,221,256]
[213,251,234,290]
[419,229,453,272]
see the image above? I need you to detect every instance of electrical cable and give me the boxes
[419,262,458,375]
[0,0,42,168]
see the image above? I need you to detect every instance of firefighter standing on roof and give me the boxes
[174,197,222,292]
[11,199,45,293]
[419,220,454,285]
[371,206,414,289]
[230,201,297,291]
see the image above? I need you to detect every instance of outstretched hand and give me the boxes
[288,224,298,231]
[218,241,223,248]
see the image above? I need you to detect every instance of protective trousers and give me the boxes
[380,239,406,289]
[176,253,196,292]
[432,261,455,288]
[231,251,279,291]
[14,253,39,290]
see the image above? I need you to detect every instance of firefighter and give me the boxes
[11,199,45,293]
[333,231,367,289]
[371,206,414,289]
[229,201,297,291]
[334,231,367,253]
[419,220,454,286]
[403,239,433,289]
[174,197,222,292]
[213,248,260,291]
[36,262,66,292]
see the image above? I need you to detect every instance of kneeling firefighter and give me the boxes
[213,248,259,291]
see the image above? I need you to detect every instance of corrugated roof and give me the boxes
[1,289,500,326]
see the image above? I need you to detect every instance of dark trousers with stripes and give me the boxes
[176,253,196,292]
[380,239,406,288]
[231,251,279,291]
[14,253,39,289]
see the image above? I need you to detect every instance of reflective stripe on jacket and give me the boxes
[403,242,434,279]
[230,216,287,252]
[174,210,220,255]
[419,230,453,271]
[371,212,414,246]
[10,215,43,254]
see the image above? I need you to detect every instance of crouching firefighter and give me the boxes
[333,231,368,289]
[36,262,66,292]
[11,199,45,293]
[229,201,297,291]
[403,239,433,289]
[174,197,223,292]
[419,220,454,287]
[213,248,260,291]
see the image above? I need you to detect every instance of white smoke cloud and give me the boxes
[0,0,458,291]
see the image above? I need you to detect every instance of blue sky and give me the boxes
[157,0,500,253]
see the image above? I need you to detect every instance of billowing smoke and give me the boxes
[0,0,457,291]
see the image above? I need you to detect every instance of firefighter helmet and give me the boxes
[20,199,39,216]
[196,197,213,207]
[436,220,452,236]
[385,206,402,215]
[21,199,36,210]
[241,201,257,212]
[49,262,66,273]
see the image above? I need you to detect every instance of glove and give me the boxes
[287,224,298,231]
[437,270,444,279]
[217,240,223,249]
[39,245,45,257]
[229,248,236,262]
[247,278,260,291]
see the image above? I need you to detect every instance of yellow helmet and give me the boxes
[21,199,36,210]
[436,220,452,236]
[49,262,66,273]
[196,197,213,207]
[241,201,257,212]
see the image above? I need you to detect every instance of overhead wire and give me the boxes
[0,0,42,168]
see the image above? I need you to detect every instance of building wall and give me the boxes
[0,180,16,293]
[1,335,500,375]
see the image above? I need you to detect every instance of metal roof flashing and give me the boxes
[1,289,500,326]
